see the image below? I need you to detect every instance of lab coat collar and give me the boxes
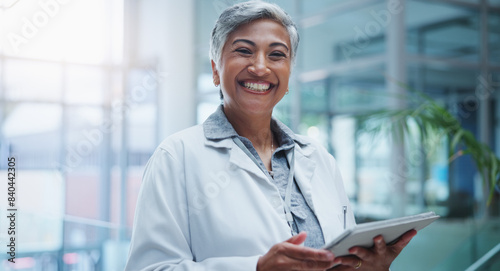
[203,105,239,141]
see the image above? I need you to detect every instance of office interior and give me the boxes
[0,0,499,270]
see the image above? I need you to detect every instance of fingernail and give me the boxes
[326,252,335,260]
[349,248,357,254]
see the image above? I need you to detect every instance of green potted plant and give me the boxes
[355,80,499,211]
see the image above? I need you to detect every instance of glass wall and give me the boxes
[0,0,158,270]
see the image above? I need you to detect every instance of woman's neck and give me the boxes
[223,106,277,172]
[224,108,273,149]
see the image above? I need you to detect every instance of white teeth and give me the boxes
[244,82,271,92]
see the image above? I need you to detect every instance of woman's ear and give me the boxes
[211,60,220,86]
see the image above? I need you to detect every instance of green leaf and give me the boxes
[488,153,499,206]
[450,130,464,151]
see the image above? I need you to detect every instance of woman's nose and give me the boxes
[248,53,271,77]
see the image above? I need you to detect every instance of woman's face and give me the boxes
[212,18,291,117]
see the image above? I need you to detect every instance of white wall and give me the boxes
[136,0,197,139]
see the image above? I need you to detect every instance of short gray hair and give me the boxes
[209,1,299,69]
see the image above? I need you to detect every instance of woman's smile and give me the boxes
[239,80,275,94]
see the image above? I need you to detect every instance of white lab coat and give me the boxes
[125,123,356,271]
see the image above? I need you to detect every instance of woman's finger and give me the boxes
[273,254,336,270]
[258,235,337,271]
[282,243,336,262]
[332,255,362,269]
[348,236,386,262]
[348,246,371,261]
[286,231,308,245]
[373,235,387,255]
[280,232,336,262]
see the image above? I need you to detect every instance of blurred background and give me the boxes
[0,0,499,270]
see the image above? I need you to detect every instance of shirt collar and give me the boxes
[203,105,309,146]
[203,105,239,140]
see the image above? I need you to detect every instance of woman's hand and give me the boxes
[257,232,337,271]
[328,229,417,271]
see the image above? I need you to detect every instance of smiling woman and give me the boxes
[214,19,291,120]
[125,1,416,271]
[212,18,292,168]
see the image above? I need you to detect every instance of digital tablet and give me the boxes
[323,211,440,256]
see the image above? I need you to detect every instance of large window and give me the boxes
[0,0,157,270]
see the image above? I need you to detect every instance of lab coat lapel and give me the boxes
[291,144,317,212]
[205,138,259,175]
[206,137,276,188]
[228,144,261,175]
[227,140,276,185]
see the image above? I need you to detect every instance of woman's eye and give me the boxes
[236,48,251,54]
[270,52,286,58]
